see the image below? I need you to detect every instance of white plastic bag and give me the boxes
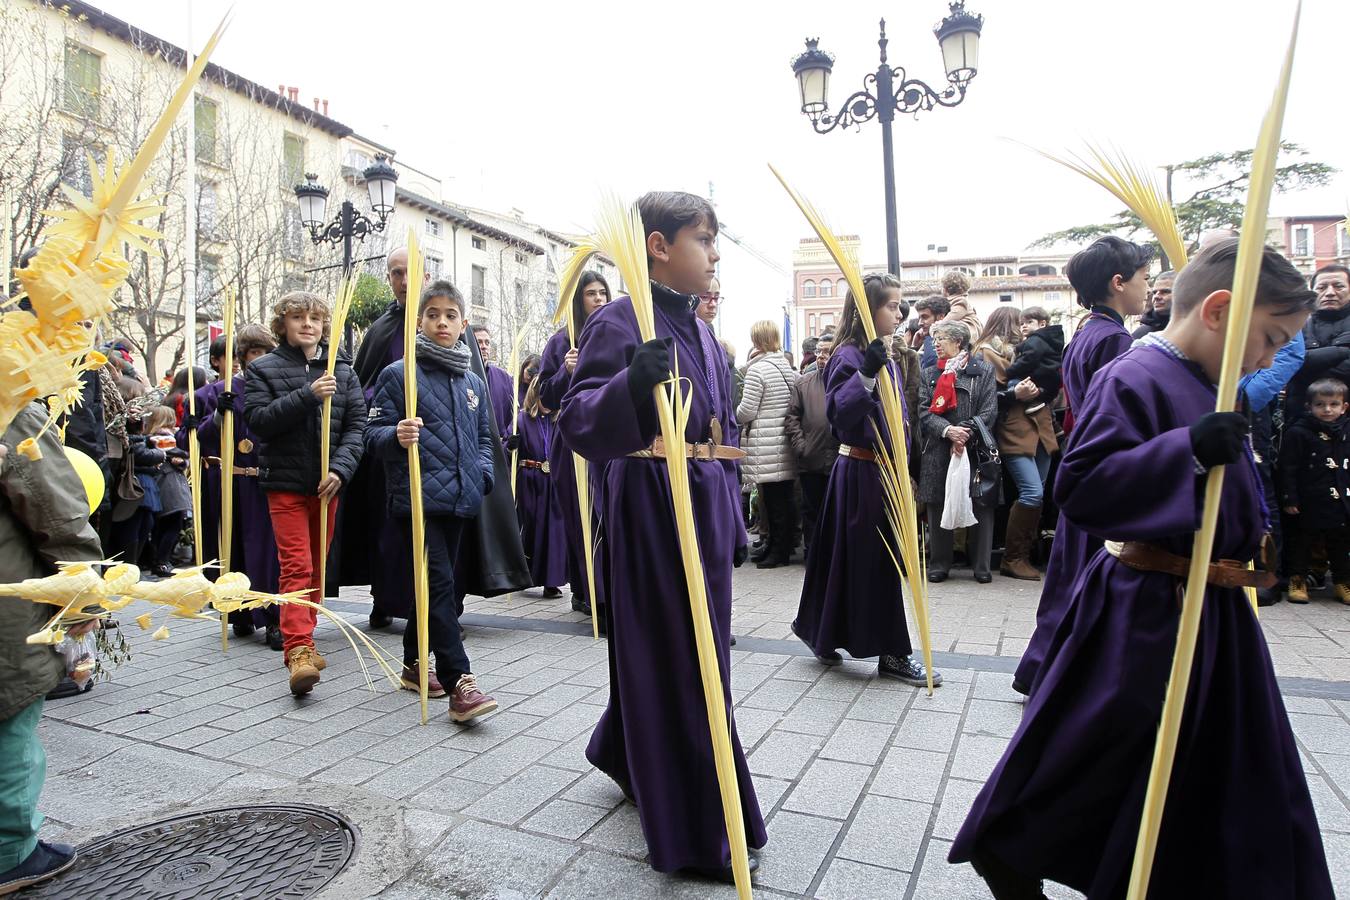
[941,451,978,530]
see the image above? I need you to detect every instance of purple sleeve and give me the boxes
[558,318,658,460]
[538,331,572,413]
[826,347,881,434]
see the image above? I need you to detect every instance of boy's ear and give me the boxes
[1197,289,1232,332]
[646,230,671,265]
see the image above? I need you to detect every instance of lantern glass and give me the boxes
[296,187,327,230]
[362,155,399,218]
[939,27,979,83]
[797,65,830,114]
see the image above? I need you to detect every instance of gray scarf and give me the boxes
[415,333,471,375]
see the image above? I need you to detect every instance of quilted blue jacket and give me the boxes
[366,360,495,518]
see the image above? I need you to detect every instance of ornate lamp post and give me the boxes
[792,2,984,274]
[294,153,399,353]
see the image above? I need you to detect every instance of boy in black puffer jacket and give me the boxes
[244,291,365,695]
[367,280,497,723]
[1279,377,1350,604]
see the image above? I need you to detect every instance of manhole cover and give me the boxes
[24,804,358,899]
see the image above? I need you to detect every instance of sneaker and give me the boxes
[1309,571,1328,592]
[0,840,77,894]
[448,674,497,723]
[879,654,943,687]
[542,586,563,599]
[1337,583,1350,605]
[286,645,321,696]
[400,662,447,698]
[265,624,284,651]
[686,848,761,885]
[1287,575,1310,604]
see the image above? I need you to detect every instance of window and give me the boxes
[808,313,817,336]
[63,44,101,118]
[425,218,442,237]
[515,280,526,310]
[197,180,219,240]
[951,266,976,277]
[471,264,487,304]
[802,279,817,298]
[426,252,443,278]
[282,204,304,260]
[819,278,833,297]
[983,264,1014,277]
[515,251,528,265]
[197,253,220,303]
[821,313,835,329]
[281,133,305,188]
[1019,264,1057,277]
[999,293,1014,303]
[60,135,105,197]
[471,236,487,251]
[1044,291,1063,305]
[1293,225,1312,257]
[195,97,218,163]
[1339,226,1350,259]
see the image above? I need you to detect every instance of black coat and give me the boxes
[1285,306,1350,422]
[1278,416,1350,529]
[1006,325,1064,401]
[64,369,106,463]
[353,302,404,388]
[243,342,366,495]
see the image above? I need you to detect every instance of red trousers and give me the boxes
[266,491,338,655]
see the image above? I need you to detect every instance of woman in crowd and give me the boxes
[736,320,799,569]
[919,319,998,583]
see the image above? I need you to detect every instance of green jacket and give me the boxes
[0,403,103,721]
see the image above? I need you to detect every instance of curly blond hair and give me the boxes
[941,270,972,298]
[269,291,330,344]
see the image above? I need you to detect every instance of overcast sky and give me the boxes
[97,0,1350,353]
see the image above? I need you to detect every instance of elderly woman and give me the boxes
[737,320,799,568]
[919,319,999,583]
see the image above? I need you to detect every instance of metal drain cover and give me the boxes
[25,804,357,899]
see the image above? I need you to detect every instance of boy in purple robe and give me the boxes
[538,271,611,617]
[190,325,283,648]
[791,273,938,686]
[1013,235,1153,695]
[558,191,765,882]
[508,377,568,595]
[951,239,1333,899]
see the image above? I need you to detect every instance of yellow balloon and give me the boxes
[64,446,104,513]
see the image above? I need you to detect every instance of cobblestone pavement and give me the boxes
[35,563,1350,898]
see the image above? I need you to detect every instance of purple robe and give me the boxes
[514,411,568,588]
[539,328,604,608]
[792,344,912,659]
[951,344,1332,898]
[1014,309,1134,694]
[559,294,764,873]
[486,364,514,440]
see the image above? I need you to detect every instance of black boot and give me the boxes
[970,849,1049,900]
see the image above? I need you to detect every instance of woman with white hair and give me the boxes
[737,320,798,568]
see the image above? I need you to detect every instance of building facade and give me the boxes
[1273,215,1350,277]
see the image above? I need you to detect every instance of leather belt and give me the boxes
[837,443,877,462]
[628,436,747,462]
[204,457,259,477]
[1105,540,1276,590]
[520,459,550,473]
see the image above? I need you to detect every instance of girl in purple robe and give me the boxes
[791,274,939,687]
[539,271,611,617]
[558,192,765,882]
[510,376,568,596]
[1014,236,1153,695]
[951,239,1333,899]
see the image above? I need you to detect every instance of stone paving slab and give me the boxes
[31,563,1350,899]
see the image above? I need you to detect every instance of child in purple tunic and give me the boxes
[510,377,568,595]
[558,192,766,882]
[952,239,1333,899]
[1014,235,1153,695]
[792,273,939,687]
[539,272,611,617]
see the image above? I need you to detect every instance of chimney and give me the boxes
[278,83,285,96]
[312,97,319,111]
[322,99,329,116]
[288,86,299,102]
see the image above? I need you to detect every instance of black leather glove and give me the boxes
[626,339,670,405]
[504,434,521,453]
[733,545,748,568]
[1190,411,1249,468]
[860,338,888,378]
[218,390,238,414]
[181,412,200,431]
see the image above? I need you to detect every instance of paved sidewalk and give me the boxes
[34,565,1350,898]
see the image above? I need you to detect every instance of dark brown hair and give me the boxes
[836,273,902,350]
[637,192,719,247]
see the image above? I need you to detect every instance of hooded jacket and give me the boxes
[243,341,366,494]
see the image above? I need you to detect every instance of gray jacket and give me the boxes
[784,368,838,474]
[916,357,998,504]
[0,403,103,720]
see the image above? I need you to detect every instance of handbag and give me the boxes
[968,418,1002,507]
[110,451,144,522]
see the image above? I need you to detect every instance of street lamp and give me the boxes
[294,153,399,353]
[792,2,984,275]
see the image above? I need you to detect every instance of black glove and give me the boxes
[218,390,238,414]
[504,434,521,453]
[860,338,888,378]
[733,545,748,568]
[181,412,200,431]
[627,339,671,405]
[1189,411,1249,469]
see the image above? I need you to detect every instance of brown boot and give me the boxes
[448,674,497,723]
[1336,583,1350,605]
[287,645,321,695]
[1287,575,1309,604]
[999,504,1043,581]
[400,662,447,698]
